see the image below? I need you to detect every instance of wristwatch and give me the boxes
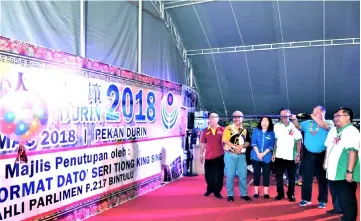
[346,170,353,174]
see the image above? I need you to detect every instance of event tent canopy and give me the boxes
[167,1,360,118]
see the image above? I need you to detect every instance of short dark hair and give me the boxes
[279,108,291,114]
[257,117,274,132]
[333,107,354,121]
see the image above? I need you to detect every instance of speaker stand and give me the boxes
[183,147,198,177]
[183,129,198,177]
[184,158,198,177]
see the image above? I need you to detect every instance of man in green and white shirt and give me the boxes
[273,109,303,202]
[324,107,360,221]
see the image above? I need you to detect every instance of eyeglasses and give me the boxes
[233,116,243,119]
[333,114,349,119]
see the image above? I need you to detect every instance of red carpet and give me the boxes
[87,175,359,221]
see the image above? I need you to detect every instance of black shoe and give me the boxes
[241,196,252,202]
[253,194,259,199]
[204,191,212,196]
[288,196,296,202]
[326,209,343,214]
[264,194,270,199]
[275,195,284,201]
[214,193,223,199]
[227,196,234,202]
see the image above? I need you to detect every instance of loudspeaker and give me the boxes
[187,112,195,129]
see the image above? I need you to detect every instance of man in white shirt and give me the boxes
[273,109,303,202]
[324,107,360,221]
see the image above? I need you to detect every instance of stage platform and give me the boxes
[86,174,360,221]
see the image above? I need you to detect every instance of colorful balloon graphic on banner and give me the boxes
[0,72,48,141]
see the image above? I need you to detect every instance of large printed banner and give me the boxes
[0,37,187,221]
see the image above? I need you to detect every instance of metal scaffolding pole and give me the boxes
[137,0,143,73]
[80,0,85,57]
[190,68,193,88]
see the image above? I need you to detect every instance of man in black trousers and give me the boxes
[273,109,303,202]
[291,106,334,209]
[200,113,225,199]
[324,107,359,221]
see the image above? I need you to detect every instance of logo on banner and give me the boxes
[161,92,179,130]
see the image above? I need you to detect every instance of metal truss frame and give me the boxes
[152,1,195,85]
[187,38,360,56]
[151,0,204,108]
[163,0,214,10]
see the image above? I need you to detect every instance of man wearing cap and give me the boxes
[222,111,252,202]
[200,113,225,199]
